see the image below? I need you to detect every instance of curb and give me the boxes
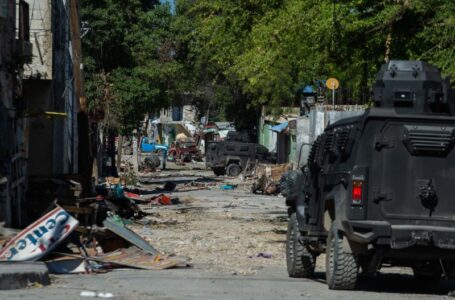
[0,262,50,290]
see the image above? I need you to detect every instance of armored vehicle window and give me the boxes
[239,145,249,152]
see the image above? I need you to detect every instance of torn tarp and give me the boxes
[0,206,79,261]
[270,122,289,133]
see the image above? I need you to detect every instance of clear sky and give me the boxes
[160,0,175,11]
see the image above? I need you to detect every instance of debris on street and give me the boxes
[251,164,292,195]
[92,246,187,270]
[103,215,159,256]
[45,257,90,274]
[221,184,237,190]
[0,175,192,276]
[0,206,79,261]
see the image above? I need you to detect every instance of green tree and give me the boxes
[82,0,455,134]
[82,0,188,133]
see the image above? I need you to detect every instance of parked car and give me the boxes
[139,137,168,170]
[168,138,202,162]
[282,61,455,290]
[206,141,275,176]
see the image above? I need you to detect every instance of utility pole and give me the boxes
[69,0,91,195]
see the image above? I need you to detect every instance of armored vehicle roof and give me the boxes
[373,60,454,115]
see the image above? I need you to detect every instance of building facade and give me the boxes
[0,0,32,226]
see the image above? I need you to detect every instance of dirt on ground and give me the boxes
[128,164,289,275]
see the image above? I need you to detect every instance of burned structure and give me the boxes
[0,0,32,227]
[284,61,455,290]
[0,0,89,227]
[22,0,90,223]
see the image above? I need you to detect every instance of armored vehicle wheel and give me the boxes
[326,225,358,290]
[226,163,241,177]
[286,213,315,278]
[212,167,225,176]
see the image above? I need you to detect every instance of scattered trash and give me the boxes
[154,194,171,205]
[80,291,114,298]
[163,181,177,191]
[255,252,272,259]
[248,252,273,259]
[93,246,187,270]
[251,164,291,195]
[123,191,157,204]
[103,216,159,256]
[97,292,114,298]
[45,258,89,274]
[221,184,236,190]
[80,291,97,297]
[0,206,79,261]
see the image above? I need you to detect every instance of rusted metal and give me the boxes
[94,246,186,270]
[103,216,159,256]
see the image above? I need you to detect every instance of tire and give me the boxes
[286,213,315,278]
[213,167,225,176]
[325,224,358,290]
[182,154,192,163]
[226,163,241,177]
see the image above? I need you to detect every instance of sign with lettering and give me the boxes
[0,206,79,261]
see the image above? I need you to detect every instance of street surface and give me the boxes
[1,163,455,299]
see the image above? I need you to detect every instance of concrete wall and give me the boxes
[259,123,277,152]
[22,80,53,176]
[23,0,79,177]
[295,106,366,167]
[23,0,52,79]
[160,105,198,123]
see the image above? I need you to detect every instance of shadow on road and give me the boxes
[308,271,455,295]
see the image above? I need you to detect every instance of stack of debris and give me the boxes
[251,163,292,195]
[0,179,189,276]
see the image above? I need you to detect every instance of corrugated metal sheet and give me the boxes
[295,106,365,166]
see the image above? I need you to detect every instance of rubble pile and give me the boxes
[0,179,190,275]
[250,163,292,195]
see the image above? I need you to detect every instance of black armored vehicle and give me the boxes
[206,141,274,176]
[283,61,455,290]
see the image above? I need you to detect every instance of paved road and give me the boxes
[1,266,454,300]
[2,166,455,299]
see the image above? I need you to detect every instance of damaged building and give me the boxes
[0,0,32,227]
[0,0,90,227]
[22,0,90,223]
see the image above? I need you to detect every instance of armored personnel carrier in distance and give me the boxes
[283,61,455,290]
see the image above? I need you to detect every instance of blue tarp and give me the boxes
[270,121,289,133]
[303,85,315,93]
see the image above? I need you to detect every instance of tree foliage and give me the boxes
[82,0,455,131]
[82,0,186,133]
